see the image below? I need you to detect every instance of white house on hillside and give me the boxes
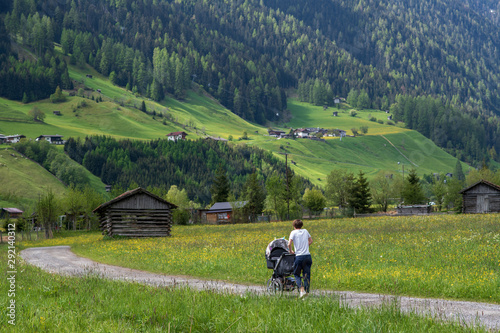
[166,131,188,142]
[36,135,64,144]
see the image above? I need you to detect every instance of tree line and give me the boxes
[64,136,312,206]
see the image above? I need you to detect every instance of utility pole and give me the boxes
[398,162,405,203]
[281,152,290,220]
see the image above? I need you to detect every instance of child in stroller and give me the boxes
[265,238,297,294]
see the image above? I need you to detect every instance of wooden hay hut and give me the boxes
[93,187,177,237]
[396,205,431,215]
[459,179,500,214]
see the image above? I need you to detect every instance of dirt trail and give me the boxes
[20,246,500,331]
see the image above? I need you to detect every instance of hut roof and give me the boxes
[459,179,500,194]
[2,208,23,214]
[208,201,247,212]
[93,187,177,213]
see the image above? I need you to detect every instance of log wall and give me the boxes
[99,208,173,237]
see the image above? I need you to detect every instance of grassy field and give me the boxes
[21,214,500,304]
[0,248,479,332]
[1,62,466,191]
[0,147,67,208]
[0,146,106,208]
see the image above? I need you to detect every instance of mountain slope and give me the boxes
[0,147,67,208]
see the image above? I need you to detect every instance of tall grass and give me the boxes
[22,214,500,304]
[0,247,487,332]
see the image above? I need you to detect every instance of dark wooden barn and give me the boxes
[93,188,177,237]
[459,180,500,214]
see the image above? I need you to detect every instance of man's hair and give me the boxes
[292,219,303,229]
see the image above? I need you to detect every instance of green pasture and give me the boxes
[286,99,405,135]
[22,214,500,304]
[1,62,467,193]
[0,147,67,207]
[253,131,463,185]
[0,249,478,332]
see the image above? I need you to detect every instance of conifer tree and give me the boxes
[454,160,465,181]
[243,172,265,221]
[402,169,427,204]
[348,171,372,214]
[210,164,230,204]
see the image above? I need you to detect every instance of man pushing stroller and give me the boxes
[288,219,313,298]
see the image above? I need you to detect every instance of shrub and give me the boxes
[173,209,190,225]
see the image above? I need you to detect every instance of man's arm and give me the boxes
[308,237,313,246]
[288,239,294,253]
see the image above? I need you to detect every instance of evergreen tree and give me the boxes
[347,89,359,107]
[402,169,427,204]
[348,171,372,214]
[454,160,465,181]
[243,172,265,221]
[50,85,66,103]
[210,164,230,204]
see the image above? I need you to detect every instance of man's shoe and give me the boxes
[299,291,307,298]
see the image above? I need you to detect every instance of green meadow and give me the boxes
[8,214,499,332]
[0,146,106,208]
[0,247,479,332]
[0,147,67,207]
[22,214,500,304]
[0,62,465,193]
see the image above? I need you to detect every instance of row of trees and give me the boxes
[5,185,104,239]
[64,136,312,206]
[13,140,90,188]
[390,95,500,166]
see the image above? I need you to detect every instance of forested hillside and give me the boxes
[2,0,500,166]
[64,136,311,205]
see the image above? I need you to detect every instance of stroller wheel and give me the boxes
[267,278,283,295]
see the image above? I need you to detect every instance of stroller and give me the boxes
[265,238,297,294]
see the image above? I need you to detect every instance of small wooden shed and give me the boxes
[0,208,23,219]
[397,205,431,215]
[460,180,500,214]
[93,187,177,237]
[205,201,247,224]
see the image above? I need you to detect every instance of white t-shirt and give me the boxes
[289,229,311,256]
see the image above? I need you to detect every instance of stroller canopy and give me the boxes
[265,238,289,259]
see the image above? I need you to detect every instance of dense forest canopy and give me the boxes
[2,0,500,165]
[5,0,500,115]
[64,136,312,205]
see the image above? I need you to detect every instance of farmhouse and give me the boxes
[6,134,26,143]
[166,131,188,142]
[268,129,286,138]
[93,187,177,237]
[0,208,23,219]
[205,136,228,142]
[0,134,6,144]
[36,135,64,144]
[53,110,61,116]
[294,128,310,138]
[460,179,500,214]
[205,201,247,224]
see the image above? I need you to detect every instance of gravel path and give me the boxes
[20,246,500,331]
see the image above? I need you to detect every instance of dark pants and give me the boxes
[294,254,312,292]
